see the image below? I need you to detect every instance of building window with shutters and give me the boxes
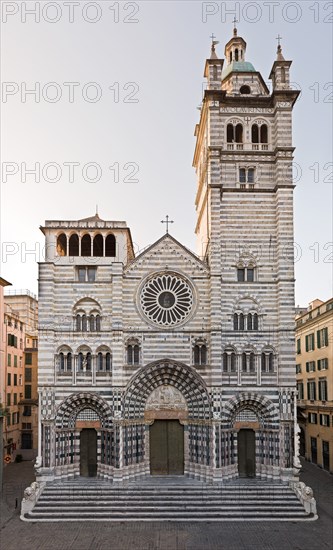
[308,412,317,424]
[307,380,316,401]
[320,414,330,427]
[296,364,301,374]
[305,333,315,352]
[318,378,328,401]
[317,358,328,370]
[296,338,301,354]
[306,361,316,372]
[317,328,328,348]
[297,381,304,399]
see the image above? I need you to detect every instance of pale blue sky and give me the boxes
[1,1,332,306]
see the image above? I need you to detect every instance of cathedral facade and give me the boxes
[36,29,301,484]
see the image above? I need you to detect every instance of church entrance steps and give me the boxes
[23,477,316,522]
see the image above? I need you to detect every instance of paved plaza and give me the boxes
[0,459,332,550]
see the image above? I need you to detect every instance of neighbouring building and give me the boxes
[4,290,39,459]
[0,277,11,478]
[3,304,25,458]
[35,28,302,485]
[296,298,333,473]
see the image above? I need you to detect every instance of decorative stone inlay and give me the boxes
[140,273,194,327]
[146,385,187,411]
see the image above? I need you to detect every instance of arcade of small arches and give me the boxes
[56,346,112,373]
[222,347,275,374]
[226,120,269,149]
[233,311,259,331]
[56,232,116,257]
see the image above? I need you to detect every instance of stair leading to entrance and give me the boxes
[23,477,316,522]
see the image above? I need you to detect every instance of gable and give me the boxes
[125,234,209,277]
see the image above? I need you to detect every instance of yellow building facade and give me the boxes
[296,298,333,472]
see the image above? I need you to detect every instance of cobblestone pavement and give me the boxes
[0,459,332,550]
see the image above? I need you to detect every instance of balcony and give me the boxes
[225,143,270,151]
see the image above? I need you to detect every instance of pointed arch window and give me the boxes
[227,124,234,143]
[76,314,82,331]
[242,353,247,372]
[213,66,218,80]
[81,234,91,256]
[223,350,236,373]
[106,353,112,372]
[67,352,72,371]
[57,233,67,256]
[193,343,207,366]
[260,124,268,143]
[227,123,243,144]
[57,350,72,373]
[105,234,116,257]
[82,315,87,332]
[127,342,140,366]
[93,234,103,257]
[69,234,79,256]
[235,48,239,61]
[235,124,243,143]
[251,124,259,143]
[78,352,84,371]
[261,351,275,373]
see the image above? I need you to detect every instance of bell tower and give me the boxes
[193,29,300,476]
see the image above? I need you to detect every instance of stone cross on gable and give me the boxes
[161,215,174,234]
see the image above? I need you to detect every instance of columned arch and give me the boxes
[222,392,279,429]
[123,359,211,420]
[56,392,113,429]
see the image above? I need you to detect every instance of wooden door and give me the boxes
[80,428,97,477]
[238,429,256,478]
[150,420,184,475]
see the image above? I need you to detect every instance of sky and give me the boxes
[0,0,332,306]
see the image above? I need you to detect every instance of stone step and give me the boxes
[25,510,310,521]
[38,495,299,506]
[23,480,314,522]
[33,504,305,513]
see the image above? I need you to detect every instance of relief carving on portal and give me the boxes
[145,385,188,421]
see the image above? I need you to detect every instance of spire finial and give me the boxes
[96,204,98,215]
[276,34,285,60]
[210,33,219,58]
[233,16,238,36]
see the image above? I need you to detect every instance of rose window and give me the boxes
[140,273,193,326]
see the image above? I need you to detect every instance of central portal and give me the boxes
[150,420,184,475]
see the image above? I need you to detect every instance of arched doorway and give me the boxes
[146,385,187,475]
[54,392,113,480]
[123,360,211,480]
[80,429,97,477]
[223,392,280,480]
[150,420,184,475]
[238,429,255,477]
